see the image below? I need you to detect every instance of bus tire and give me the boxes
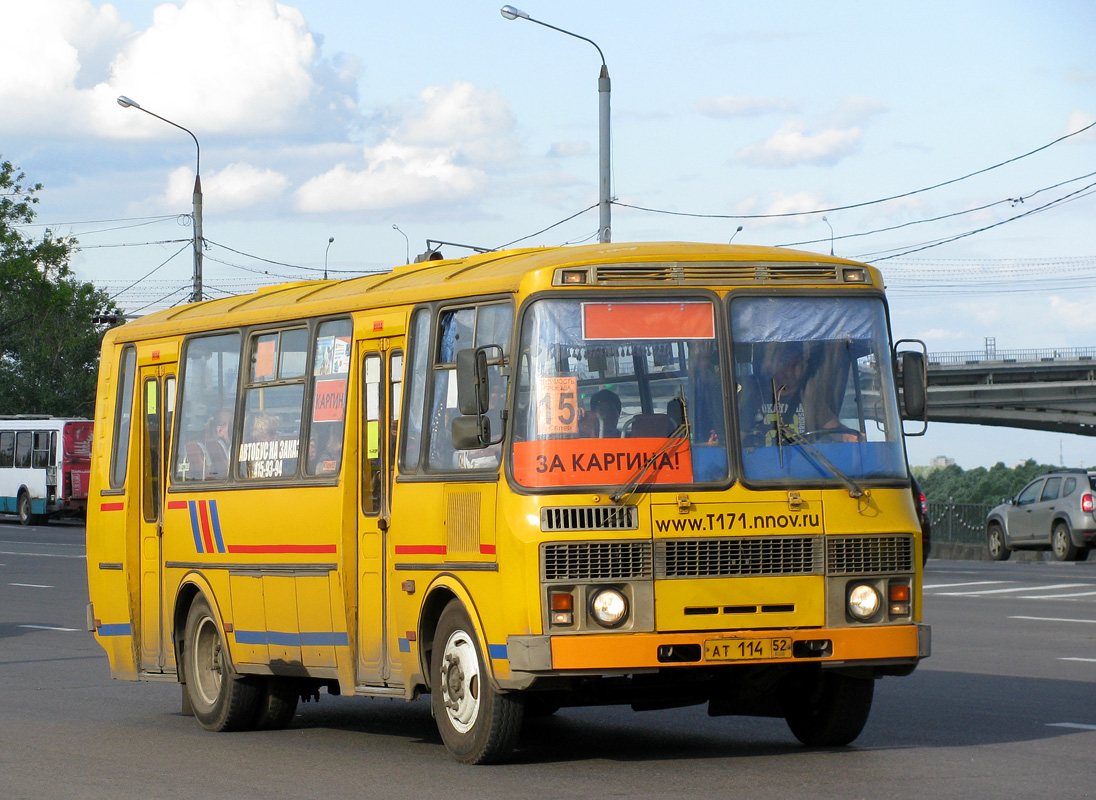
[782,670,874,747]
[17,492,33,526]
[430,600,523,764]
[253,678,299,730]
[183,595,261,732]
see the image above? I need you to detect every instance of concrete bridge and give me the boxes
[924,343,1096,435]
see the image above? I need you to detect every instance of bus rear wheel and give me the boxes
[782,669,874,747]
[430,600,523,764]
[183,595,261,731]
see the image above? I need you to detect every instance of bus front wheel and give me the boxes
[782,669,874,747]
[183,595,261,731]
[430,600,523,764]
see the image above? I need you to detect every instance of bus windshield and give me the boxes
[512,297,729,489]
[732,295,906,483]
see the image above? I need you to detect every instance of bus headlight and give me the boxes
[847,583,881,620]
[589,588,628,628]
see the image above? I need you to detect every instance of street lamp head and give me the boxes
[117,95,139,109]
[500,5,528,20]
[328,236,335,244]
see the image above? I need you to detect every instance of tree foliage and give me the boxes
[912,459,1088,506]
[0,159,119,417]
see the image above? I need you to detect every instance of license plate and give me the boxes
[704,636,792,662]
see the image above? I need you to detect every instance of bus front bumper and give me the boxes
[506,623,930,676]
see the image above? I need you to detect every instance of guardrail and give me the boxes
[926,501,993,545]
[928,346,1096,365]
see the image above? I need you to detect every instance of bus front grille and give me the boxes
[542,541,652,581]
[541,505,639,532]
[656,536,823,578]
[826,535,914,575]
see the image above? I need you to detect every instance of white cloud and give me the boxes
[548,141,590,158]
[695,96,798,118]
[0,0,332,139]
[1067,110,1096,142]
[1048,295,1096,333]
[736,121,862,168]
[296,82,514,213]
[150,163,289,212]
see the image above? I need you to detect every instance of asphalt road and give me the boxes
[1,520,1093,799]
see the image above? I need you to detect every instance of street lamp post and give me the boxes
[117,96,204,303]
[500,6,611,243]
[324,236,334,280]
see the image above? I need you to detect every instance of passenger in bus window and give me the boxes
[578,389,621,438]
[739,343,858,446]
[203,411,232,478]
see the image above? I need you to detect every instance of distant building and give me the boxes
[929,456,956,467]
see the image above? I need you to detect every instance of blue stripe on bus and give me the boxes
[188,501,203,553]
[97,623,132,637]
[398,638,411,652]
[209,499,226,553]
[488,643,508,660]
[234,630,349,647]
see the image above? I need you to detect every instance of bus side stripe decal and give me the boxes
[488,644,508,660]
[234,630,349,647]
[97,623,132,637]
[209,500,226,553]
[197,501,215,554]
[187,501,204,553]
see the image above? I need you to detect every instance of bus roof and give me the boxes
[105,242,878,344]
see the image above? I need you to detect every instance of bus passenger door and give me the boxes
[138,364,176,673]
[356,340,403,686]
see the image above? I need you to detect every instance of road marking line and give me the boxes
[1021,591,1096,599]
[1047,723,1096,731]
[1010,616,1096,625]
[9,583,54,589]
[937,583,1087,596]
[923,581,1009,589]
[18,624,80,632]
[0,550,85,560]
[1059,657,1096,663]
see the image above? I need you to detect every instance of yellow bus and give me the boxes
[86,242,930,763]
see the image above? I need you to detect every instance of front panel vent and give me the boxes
[827,535,914,575]
[541,505,639,532]
[542,540,652,581]
[656,536,823,578]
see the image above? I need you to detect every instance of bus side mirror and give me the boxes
[456,347,490,415]
[901,350,927,419]
[452,414,491,449]
[894,339,928,436]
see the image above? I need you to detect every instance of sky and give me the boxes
[2,0,1095,470]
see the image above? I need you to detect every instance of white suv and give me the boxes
[985,469,1096,561]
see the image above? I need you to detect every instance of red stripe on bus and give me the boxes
[197,501,215,554]
[225,544,337,554]
[480,545,496,555]
[394,545,448,555]
[166,501,188,510]
[100,502,124,512]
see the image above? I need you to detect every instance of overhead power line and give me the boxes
[611,119,1096,221]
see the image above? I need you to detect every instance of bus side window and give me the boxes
[361,353,382,514]
[306,319,352,478]
[173,334,241,484]
[110,345,137,488]
[15,432,32,469]
[400,308,431,471]
[0,431,13,468]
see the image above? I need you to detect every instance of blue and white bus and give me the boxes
[0,416,93,525]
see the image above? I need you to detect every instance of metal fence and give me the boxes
[928,346,1096,365]
[927,501,993,545]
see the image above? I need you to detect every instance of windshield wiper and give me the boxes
[769,378,865,498]
[610,391,690,505]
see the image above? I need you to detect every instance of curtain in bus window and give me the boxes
[173,333,241,483]
[401,308,431,471]
[110,346,137,488]
[307,319,352,477]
